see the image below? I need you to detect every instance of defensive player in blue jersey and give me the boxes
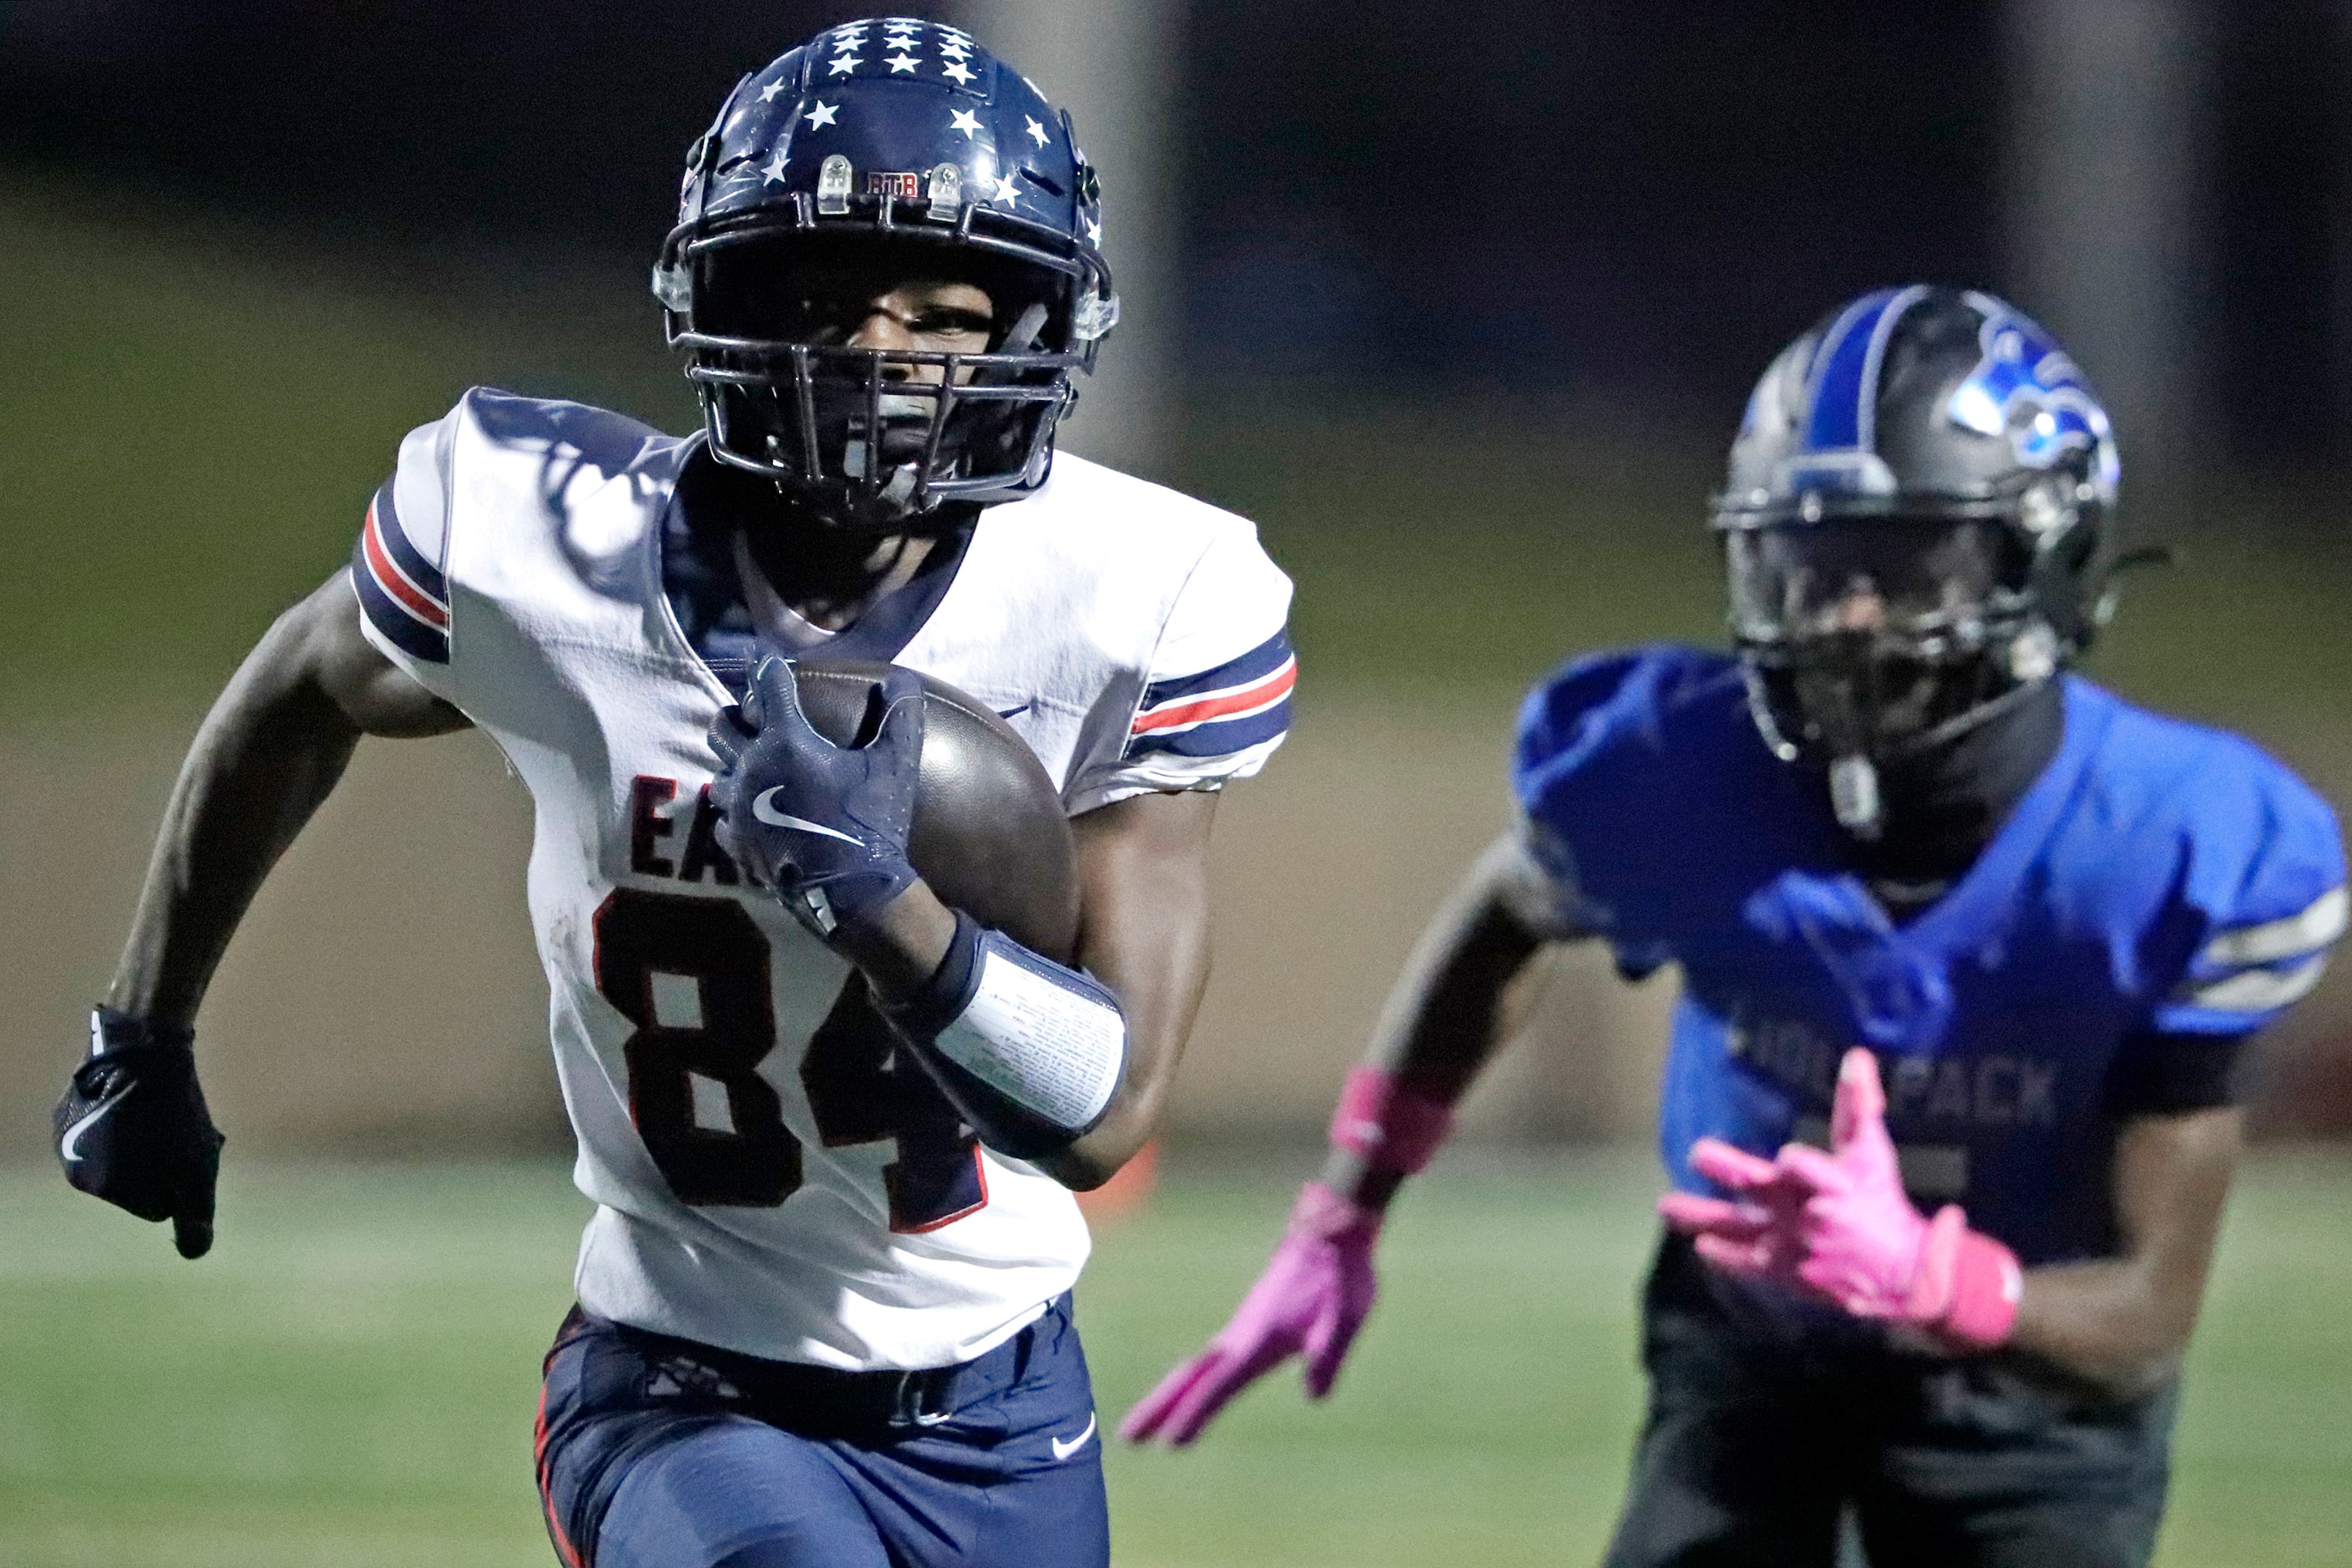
[1125,286,2347,1566]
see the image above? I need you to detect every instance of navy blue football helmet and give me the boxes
[1712,287,2125,832]
[654,18,1116,527]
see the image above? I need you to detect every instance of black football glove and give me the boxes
[56,1008,225,1259]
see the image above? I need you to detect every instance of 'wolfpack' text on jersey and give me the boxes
[1511,645,2344,1267]
[354,389,1293,1368]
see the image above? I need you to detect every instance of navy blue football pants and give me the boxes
[1605,1235,2177,1568]
[535,1297,1109,1568]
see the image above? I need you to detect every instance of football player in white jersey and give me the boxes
[56,22,1292,1567]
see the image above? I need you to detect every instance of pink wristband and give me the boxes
[1329,1066,1457,1175]
[1910,1206,2024,1353]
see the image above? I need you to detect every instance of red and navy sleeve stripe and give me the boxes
[351,480,450,664]
[1128,629,1295,760]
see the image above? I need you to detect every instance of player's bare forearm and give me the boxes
[1046,788,1221,1188]
[1318,832,1555,1206]
[2006,1105,2243,1395]
[830,789,1214,1188]
[106,569,468,1024]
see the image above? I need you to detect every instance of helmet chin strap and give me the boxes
[1829,754,1884,839]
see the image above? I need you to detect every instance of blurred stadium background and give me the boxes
[3,2,2350,1563]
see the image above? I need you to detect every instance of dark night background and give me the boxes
[7,0,2349,457]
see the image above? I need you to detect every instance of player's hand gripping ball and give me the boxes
[1119,1182,1381,1446]
[55,1010,226,1259]
[709,657,925,938]
[708,658,1081,958]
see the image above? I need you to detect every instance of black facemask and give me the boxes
[1727,515,2061,838]
[678,235,1077,530]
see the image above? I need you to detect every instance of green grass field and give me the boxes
[3,1154,2347,1567]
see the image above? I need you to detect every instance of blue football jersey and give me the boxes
[1511,645,2345,1265]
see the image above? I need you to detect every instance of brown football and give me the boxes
[790,660,1079,964]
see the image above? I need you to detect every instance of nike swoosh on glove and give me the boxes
[1120,1182,1380,1447]
[1659,1047,2023,1353]
[707,658,924,938]
[57,1009,226,1259]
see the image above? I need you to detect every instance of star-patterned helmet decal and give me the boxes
[676,19,1113,305]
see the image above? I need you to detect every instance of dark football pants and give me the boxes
[535,1296,1109,1568]
[1604,1235,2177,1568]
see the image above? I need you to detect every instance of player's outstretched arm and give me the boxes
[1319,829,1570,1206]
[109,568,468,1019]
[1121,831,1575,1446]
[63,569,467,1257]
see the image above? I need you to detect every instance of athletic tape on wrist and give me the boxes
[918,928,1127,1135]
[1328,1066,1456,1175]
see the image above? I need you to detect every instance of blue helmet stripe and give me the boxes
[1801,286,1930,455]
[1801,291,1899,453]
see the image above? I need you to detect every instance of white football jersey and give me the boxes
[352,389,1292,1369]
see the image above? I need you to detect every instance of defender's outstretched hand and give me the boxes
[709,659,924,938]
[1120,1182,1380,1446]
[56,1010,225,1259]
[1660,1048,2022,1351]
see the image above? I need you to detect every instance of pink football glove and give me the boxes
[1659,1047,2023,1352]
[1119,1181,1380,1445]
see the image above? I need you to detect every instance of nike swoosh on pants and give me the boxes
[1050,1413,1097,1460]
